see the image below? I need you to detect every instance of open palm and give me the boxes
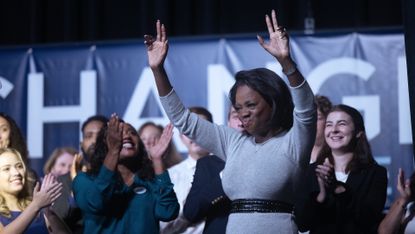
[145,20,169,69]
[148,123,173,161]
[257,10,290,63]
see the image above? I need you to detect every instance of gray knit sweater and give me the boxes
[160,81,316,234]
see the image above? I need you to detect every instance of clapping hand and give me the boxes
[106,113,123,156]
[316,158,335,188]
[32,174,62,209]
[147,123,174,161]
[397,168,412,203]
[70,153,84,180]
[315,158,336,202]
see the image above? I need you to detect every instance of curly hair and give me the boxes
[0,148,32,218]
[316,104,376,173]
[0,113,29,164]
[229,68,294,134]
[89,123,155,180]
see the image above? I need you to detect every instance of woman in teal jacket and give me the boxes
[73,114,179,234]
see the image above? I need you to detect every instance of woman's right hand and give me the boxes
[106,113,123,156]
[315,158,335,202]
[397,168,412,204]
[147,123,174,161]
[32,174,62,210]
[316,158,335,188]
[145,20,169,69]
[70,153,83,180]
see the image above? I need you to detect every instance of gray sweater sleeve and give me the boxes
[160,90,234,161]
[288,80,317,166]
[160,80,316,164]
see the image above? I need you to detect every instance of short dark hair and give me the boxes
[81,115,108,135]
[315,95,332,117]
[229,68,294,132]
[189,107,213,123]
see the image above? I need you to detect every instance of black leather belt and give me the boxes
[230,199,293,213]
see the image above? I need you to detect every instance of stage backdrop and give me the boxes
[0,32,412,206]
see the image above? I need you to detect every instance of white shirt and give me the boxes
[335,171,349,183]
[404,202,415,234]
[160,156,205,234]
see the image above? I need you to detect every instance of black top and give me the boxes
[295,162,387,234]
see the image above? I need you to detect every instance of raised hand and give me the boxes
[145,20,169,69]
[32,174,62,209]
[106,113,123,156]
[147,123,174,161]
[70,153,84,180]
[397,168,412,203]
[257,10,290,64]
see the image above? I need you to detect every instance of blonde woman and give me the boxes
[0,113,38,195]
[0,148,67,234]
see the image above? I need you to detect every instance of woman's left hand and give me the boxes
[145,20,169,70]
[147,123,174,161]
[397,168,412,203]
[316,158,335,188]
[70,153,83,180]
[257,9,290,64]
[32,174,63,209]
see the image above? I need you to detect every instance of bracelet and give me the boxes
[283,63,297,76]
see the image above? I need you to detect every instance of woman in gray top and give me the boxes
[145,10,316,234]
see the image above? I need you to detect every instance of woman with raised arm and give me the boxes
[145,10,316,233]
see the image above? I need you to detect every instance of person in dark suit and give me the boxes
[184,155,229,234]
[295,104,387,234]
[183,107,243,234]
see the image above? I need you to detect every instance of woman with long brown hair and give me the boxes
[296,104,387,233]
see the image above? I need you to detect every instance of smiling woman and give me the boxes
[0,113,39,197]
[295,104,388,233]
[146,9,317,233]
[72,114,179,234]
[0,148,67,234]
[230,68,294,143]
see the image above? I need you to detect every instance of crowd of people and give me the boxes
[0,9,413,234]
